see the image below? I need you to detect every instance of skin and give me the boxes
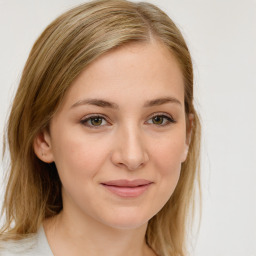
[34,40,191,256]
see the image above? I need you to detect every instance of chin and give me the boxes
[107,219,149,230]
[98,209,153,230]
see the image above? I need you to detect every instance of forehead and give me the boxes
[61,41,184,109]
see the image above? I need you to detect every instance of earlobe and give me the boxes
[181,145,189,163]
[33,129,54,163]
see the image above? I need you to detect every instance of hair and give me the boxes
[0,0,201,255]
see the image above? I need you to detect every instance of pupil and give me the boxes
[92,117,102,126]
[153,116,163,124]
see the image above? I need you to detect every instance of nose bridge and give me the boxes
[111,121,148,170]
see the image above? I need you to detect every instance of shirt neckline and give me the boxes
[37,225,54,255]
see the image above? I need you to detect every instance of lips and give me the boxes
[101,179,152,187]
[100,179,153,197]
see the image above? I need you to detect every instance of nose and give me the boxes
[110,125,149,171]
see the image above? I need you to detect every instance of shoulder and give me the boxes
[0,226,53,256]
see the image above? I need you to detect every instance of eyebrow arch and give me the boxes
[71,99,119,109]
[70,96,182,109]
[143,97,182,107]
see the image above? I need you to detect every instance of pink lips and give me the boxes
[101,179,153,198]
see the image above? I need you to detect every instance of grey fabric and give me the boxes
[0,226,53,256]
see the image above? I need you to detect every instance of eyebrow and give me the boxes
[70,96,182,109]
[71,99,119,109]
[144,97,182,107]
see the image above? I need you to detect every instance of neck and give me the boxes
[43,210,156,256]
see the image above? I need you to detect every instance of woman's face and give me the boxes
[38,41,190,230]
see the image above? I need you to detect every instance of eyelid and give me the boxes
[80,112,176,129]
[146,112,176,125]
[80,114,111,128]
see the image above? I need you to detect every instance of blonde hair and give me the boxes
[1,0,201,255]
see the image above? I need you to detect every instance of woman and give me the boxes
[0,0,201,255]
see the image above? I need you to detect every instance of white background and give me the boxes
[0,0,255,255]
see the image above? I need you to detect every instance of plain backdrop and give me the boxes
[0,0,255,255]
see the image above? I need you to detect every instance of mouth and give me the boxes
[100,179,153,198]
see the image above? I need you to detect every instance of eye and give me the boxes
[147,114,176,126]
[80,115,108,128]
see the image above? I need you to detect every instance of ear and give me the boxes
[33,129,54,163]
[181,114,194,162]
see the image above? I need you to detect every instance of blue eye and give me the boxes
[147,114,176,126]
[81,115,108,127]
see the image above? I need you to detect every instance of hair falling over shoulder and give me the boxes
[0,1,201,255]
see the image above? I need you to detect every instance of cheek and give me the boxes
[51,129,110,181]
[155,143,182,188]
[150,130,186,195]
[151,130,187,172]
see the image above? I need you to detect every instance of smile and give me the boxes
[100,179,153,198]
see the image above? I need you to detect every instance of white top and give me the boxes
[0,226,53,256]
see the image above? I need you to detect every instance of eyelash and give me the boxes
[80,113,176,129]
